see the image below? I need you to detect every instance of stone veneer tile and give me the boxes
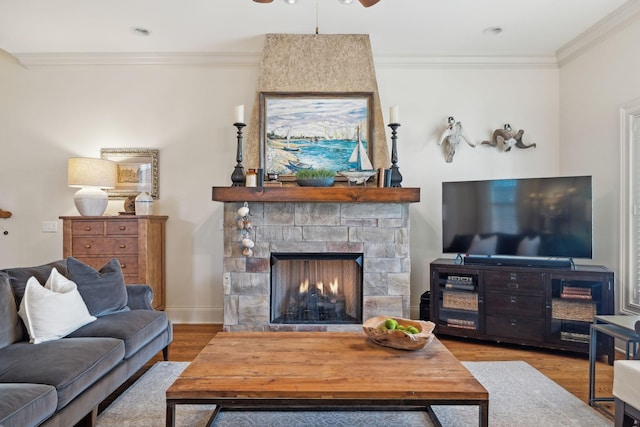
[257,225,303,242]
[223,295,239,325]
[246,257,270,273]
[342,203,403,219]
[238,295,269,324]
[223,257,246,273]
[326,241,364,253]
[341,218,378,227]
[364,258,403,273]
[230,272,269,295]
[363,272,388,296]
[388,273,411,295]
[263,203,295,225]
[269,242,328,253]
[349,227,396,243]
[364,243,399,258]
[302,226,348,242]
[363,296,405,319]
[295,203,341,225]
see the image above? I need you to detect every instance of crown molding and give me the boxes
[556,0,640,66]
[13,51,558,69]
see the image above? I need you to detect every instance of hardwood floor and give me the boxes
[145,324,618,417]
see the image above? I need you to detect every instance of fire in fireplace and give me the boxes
[270,253,363,324]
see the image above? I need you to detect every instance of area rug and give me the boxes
[97,361,612,427]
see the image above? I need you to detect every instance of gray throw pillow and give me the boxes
[66,257,129,317]
[0,272,24,346]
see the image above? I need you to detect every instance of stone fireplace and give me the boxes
[214,186,420,332]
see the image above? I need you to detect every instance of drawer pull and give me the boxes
[510,319,517,326]
[84,244,91,249]
[84,227,92,231]
[121,264,126,269]
[119,244,126,249]
[510,273,517,280]
[510,296,517,304]
[508,283,519,289]
[119,226,126,230]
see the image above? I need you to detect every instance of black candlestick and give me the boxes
[231,122,246,187]
[388,123,403,187]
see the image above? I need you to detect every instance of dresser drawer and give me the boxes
[484,293,544,317]
[486,315,544,342]
[75,256,138,275]
[72,221,106,236]
[72,237,138,256]
[106,220,138,235]
[484,271,544,294]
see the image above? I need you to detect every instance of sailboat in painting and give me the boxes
[338,126,377,185]
[283,129,299,152]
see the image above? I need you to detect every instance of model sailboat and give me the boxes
[338,126,377,185]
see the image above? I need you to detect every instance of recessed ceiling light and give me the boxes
[339,0,355,4]
[131,27,151,36]
[482,27,503,36]
[283,0,297,4]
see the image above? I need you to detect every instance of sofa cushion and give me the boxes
[0,383,57,427]
[18,270,96,344]
[0,337,125,410]
[1,260,67,307]
[66,257,129,317]
[614,360,640,411]
[68,310,169,359]
[0,273,23,347]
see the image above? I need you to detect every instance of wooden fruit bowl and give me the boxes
[362,316,436,351]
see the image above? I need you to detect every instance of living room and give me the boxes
[1,0,640,425]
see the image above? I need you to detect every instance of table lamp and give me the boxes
[68,157,117,216]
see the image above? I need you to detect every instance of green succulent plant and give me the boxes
[295,168,335,179]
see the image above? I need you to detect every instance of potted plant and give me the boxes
[295,168,335,187]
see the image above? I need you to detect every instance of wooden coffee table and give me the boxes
[165,332,488,426]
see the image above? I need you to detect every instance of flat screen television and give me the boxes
[442,176,592,261]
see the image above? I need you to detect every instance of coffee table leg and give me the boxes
[165,402,175,427]
[479,401,489,427]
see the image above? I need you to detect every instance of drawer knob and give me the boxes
[121,264,126,269]
[119,226,126,230]
[508,283,519,289]
[119,244,126,249]
[510,296,517,304]
[84,227,92,231]
[510,319,517,326]
[84,244,91,249]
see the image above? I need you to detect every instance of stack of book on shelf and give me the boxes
[446,318,476,330]
[560,285,592,300]
[444,275,475,291]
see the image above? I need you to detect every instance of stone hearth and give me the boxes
[214,187,419,332]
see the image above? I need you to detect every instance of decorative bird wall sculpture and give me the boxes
[482,124,536,152]
[438,116,475,162]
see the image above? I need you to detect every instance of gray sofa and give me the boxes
[0,258,173,427]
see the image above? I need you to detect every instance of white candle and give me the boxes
[234,105,245,124]
[390,105,400,124]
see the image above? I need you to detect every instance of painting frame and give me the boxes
[259,92,374,180]
[100,148,159,199]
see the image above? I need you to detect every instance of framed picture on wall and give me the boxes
[100,148,159,199]
[259,92,373,179]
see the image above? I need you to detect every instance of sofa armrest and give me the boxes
[126,285,155,310]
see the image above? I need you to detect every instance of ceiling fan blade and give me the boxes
[358,0,381,7]
[253,0,274,3]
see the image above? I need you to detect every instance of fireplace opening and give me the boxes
[270,253,363,324]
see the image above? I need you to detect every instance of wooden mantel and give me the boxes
[212,186,420,203]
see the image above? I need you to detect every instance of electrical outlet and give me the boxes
[42,221,58,233]
[223,272,231,286]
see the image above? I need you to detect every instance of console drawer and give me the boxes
[484,271,544,294]
[484,293,544,317]
[72,237,138,256]
[486,315,544,342]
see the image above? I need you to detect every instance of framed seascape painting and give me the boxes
[259,92,374,179]
[100,148,159,199]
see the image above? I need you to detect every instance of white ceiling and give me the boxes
[0,0,632,59]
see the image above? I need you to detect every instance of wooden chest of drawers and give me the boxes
[60,215,168,310]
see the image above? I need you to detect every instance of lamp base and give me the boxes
[73,187,109,216]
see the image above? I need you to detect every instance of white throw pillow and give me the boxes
[467,234,498,255]
[517,235,541,256]
[18,268,96,344]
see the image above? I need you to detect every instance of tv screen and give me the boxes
[442,176,592,259]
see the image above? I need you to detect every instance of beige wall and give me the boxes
[559,17,640,310]
[0,45,562,323]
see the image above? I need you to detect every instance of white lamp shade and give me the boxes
[68,157,117,216]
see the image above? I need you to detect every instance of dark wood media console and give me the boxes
[430,258,614,355]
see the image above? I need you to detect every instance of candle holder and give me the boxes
[231,122,246,187]
[388,123,403,188]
